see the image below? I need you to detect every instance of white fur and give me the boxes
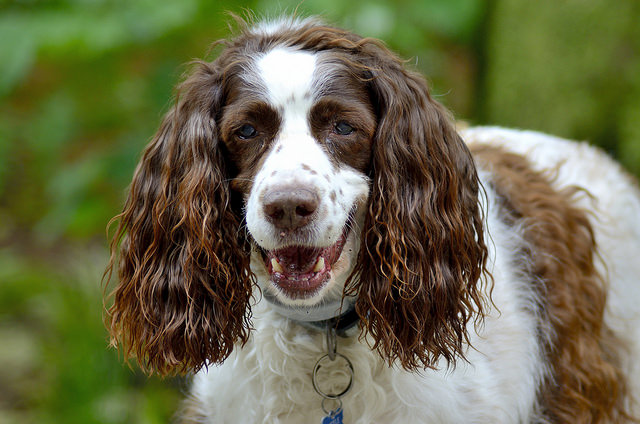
[187,126,640,423]
[250,16,318,37]
[246,48,369,309]
[462,127,640,406]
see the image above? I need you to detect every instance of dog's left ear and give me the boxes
[350,44,489,370]
[104,61,254,376]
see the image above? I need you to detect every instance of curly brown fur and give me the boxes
[347,47,490,370]
[104,60,256,376]
[473,144,635,423]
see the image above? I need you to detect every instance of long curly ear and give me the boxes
[351,47,489,370]
[105,61,254,376]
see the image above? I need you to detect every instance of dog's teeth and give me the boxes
[313,257,325,272]
[271,258,284,273]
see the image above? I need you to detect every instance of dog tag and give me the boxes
[321,408,344,424]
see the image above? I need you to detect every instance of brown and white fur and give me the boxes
[105,16,640,423]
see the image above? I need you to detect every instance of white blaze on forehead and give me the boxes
[254,47,325,172]
[256,48,317,111]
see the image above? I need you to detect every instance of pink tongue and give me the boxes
[273,246,322,274]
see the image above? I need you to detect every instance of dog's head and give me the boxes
[105,17,488,375]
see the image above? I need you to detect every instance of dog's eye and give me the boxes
[334,121,354,136]
[236,124,257,139]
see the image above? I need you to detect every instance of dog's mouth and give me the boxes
[260,225,350,300]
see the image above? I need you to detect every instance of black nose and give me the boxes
[263,186,319,230]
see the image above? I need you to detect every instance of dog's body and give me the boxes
[182,127,640,423]
[106,17,640,423]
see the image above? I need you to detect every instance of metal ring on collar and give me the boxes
[312,353,354,400]
[321,398,343,416]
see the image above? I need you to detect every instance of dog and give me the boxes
[105,16,640,423]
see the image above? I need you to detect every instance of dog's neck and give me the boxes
[263,291,359,336]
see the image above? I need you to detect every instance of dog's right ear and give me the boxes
[105,60,254,376]
[345,37,489,371]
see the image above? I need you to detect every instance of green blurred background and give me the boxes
[1,0,639,422]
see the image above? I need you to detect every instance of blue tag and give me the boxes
[321,408,344,424]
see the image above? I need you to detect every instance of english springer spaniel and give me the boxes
[106,16,640,423]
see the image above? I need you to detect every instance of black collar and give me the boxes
[263,291,360,337]
[297,304,360,337]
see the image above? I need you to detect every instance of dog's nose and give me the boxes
[263,186,319,230]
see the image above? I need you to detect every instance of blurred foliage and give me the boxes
[0,0,638,422]
[484,0,640,173]
[0,249,179,424]
[0,247,182,423]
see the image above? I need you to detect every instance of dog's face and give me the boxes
[106,18,488,376]
[219,47,376,312]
